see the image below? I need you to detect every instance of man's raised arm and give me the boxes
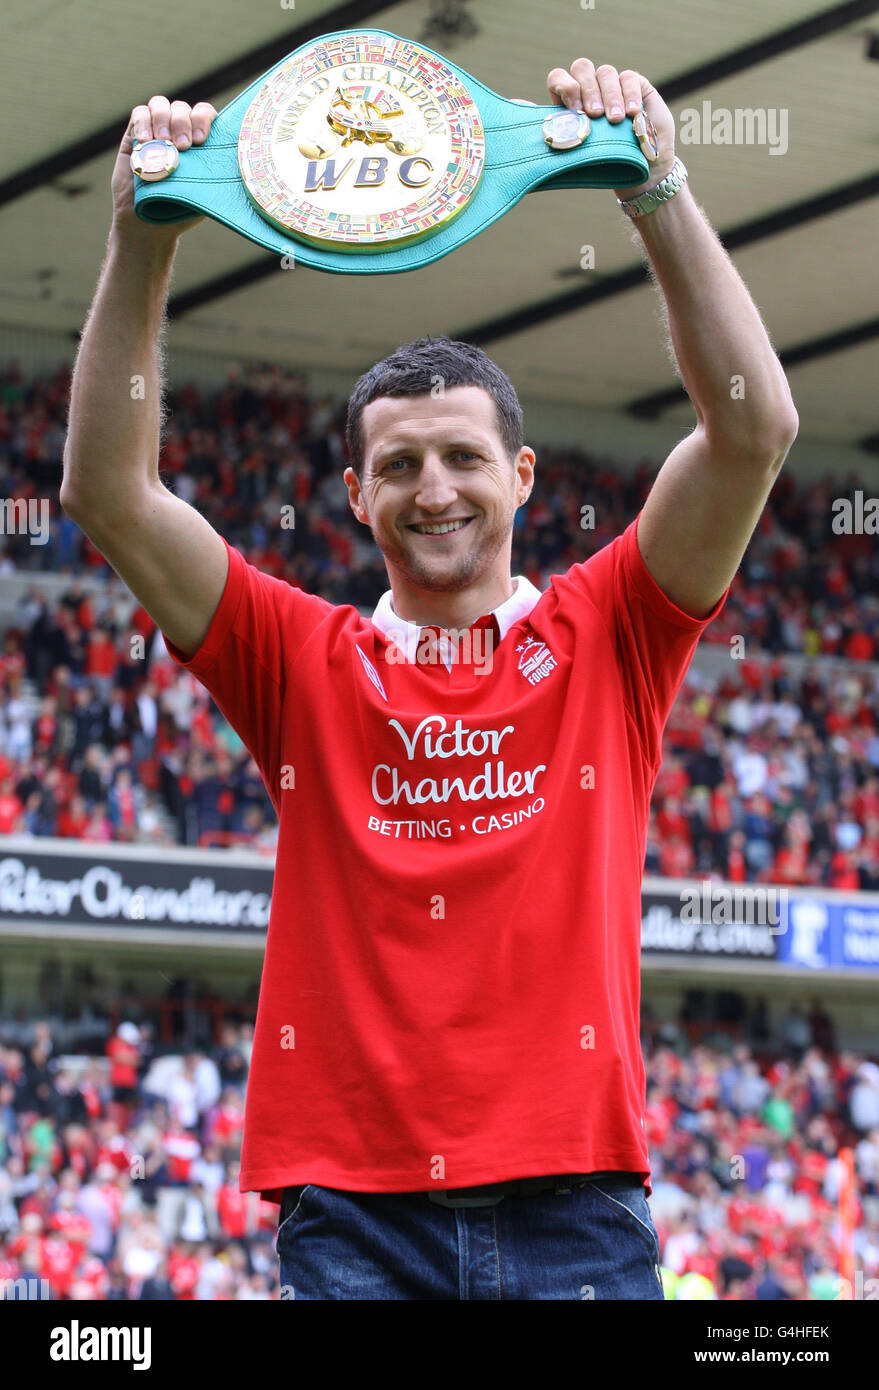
[548,59,799,618]
[60,96,229,659]
[622,168,799,619]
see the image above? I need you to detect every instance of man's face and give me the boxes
[345,385,534,594]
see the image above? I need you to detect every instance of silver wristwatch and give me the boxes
[617,156,688,219]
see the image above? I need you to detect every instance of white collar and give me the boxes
[371,574,543,667]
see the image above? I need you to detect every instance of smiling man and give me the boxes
[345,348,535,647]
[61,55,797,1300]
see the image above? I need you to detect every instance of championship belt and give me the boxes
[133,29,654,275]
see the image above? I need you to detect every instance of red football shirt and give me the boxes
[164,511,726,1199]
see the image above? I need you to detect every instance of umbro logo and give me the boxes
[355,645,389,701]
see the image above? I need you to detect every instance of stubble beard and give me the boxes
[374,506,514,594]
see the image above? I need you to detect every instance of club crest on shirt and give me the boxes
[515,634,557,686]
[355,644,388,701]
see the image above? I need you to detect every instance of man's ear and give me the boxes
[343,465,369,525]
[515,446,536,506]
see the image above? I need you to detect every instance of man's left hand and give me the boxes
[545,58,676,200]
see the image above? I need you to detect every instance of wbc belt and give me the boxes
[133,28,652,275]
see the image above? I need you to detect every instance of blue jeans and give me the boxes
[277,1175,665,1300]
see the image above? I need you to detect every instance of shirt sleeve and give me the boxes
[161,537,333,813]
[551,509,729,771]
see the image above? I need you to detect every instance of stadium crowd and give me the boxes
[645,659,879,889]
[1,1011,877,1299]
[2,365,879,1299]
[2,361,879,877]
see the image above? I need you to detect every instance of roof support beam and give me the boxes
[0,0,390,208]
[453,171,879,349]
[628,314,879,419]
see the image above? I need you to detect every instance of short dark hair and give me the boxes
[345,336,523,477]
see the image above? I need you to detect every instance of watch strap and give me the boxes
[617,156,688,219]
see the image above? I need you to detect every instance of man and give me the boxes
[61,56,798,1299]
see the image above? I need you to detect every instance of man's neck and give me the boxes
[389,576,516,632]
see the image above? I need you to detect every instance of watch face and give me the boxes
[237,33,486,251]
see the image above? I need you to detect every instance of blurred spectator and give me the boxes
[106,1024,141,1105]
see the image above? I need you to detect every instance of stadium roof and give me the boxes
[1,0,878,453]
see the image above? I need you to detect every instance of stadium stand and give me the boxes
[2,1017,878,1299]
[2,361,879,883]
[2,361,878,1298]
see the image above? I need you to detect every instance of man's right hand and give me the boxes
[111,96,219,244]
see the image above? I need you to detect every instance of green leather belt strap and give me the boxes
[134,28,650,275]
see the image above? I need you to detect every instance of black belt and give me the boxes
[281,1171,640,1216]
[425,1171,638,1208]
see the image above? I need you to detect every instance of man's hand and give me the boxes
[545,59,675,200]
[111,97,219,245]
